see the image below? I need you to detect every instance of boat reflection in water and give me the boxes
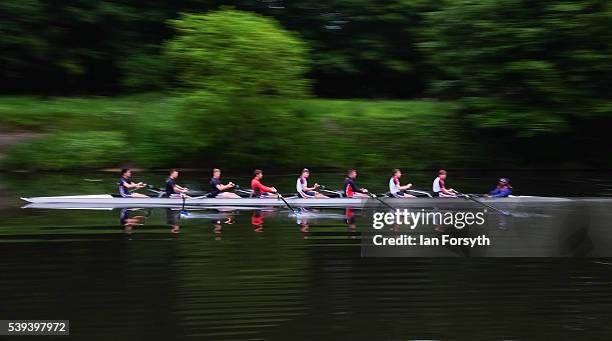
[166,209,181,234]
[119,208,183,234]
[251,210,276,233]
[291,208,360,236]
[20,197,612,256]
[119,208,148,234]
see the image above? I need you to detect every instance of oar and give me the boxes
[406,189,433,197]
[318,185,343,197]
[455,190,510,216]
[278,193,299,214]
[368,192,396,211]
[189,193,211,200]
[145,184,165,197]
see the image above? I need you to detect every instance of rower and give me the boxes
[118,168,148,198]
[343,169,369,198]
[296,168,328,198]
[432,169,457,197]
[389,169,415,198]
[165,169,190,198]
[487,178,512,198]
[210,168,240,198]
[251,169,278,197]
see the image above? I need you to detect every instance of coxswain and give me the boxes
[487,178,512,198]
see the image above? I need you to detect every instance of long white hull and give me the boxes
[21,194,572,209]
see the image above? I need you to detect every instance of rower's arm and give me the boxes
[122,181,143,189]
[303,183,319,191]
[258,183,277,193]
[399,183,412,190]
[441,187,454,195]
[218,183,235,191]
[174,184,189,192]
[262,185,276,193]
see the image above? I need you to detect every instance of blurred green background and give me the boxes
[0,1,610,170]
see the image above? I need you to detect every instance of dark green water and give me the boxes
[2,171,612,340]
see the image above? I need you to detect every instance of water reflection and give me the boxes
[15,198,612,254]
[111,205,366,238]
[4,195,612,338]
[119,208,149,234]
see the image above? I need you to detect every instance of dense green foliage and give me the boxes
[1,95,475,170]
[267,0,436,97]
[3,131,127,169]
[421,0,612,134]
[1,2,610,169]
[166,10,310,97]
[0,1,431,96]
[0,0,174,93]
[163,10,312,159]
[0,94,188,168]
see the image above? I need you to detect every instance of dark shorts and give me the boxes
[390,192,407,198]
[300,191,316,198]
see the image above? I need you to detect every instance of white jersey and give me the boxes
[389,176,401,194]
[296,177,307,194]
[432,177,441,193]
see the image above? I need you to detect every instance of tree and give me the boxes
[420,0,612,134]
[163,9,311,163]
[0,0,187,93]
[270,0,437,98]
[165,9,310,97]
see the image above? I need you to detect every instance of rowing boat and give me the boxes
[21,194,571,209]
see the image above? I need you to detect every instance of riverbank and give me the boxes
[0,94,476,170]
[1,94,609,170]
[0,132,44,159]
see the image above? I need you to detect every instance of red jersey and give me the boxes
[251,178,275,197]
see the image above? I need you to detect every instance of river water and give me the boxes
[2,170,612,339]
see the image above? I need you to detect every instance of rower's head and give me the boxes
[254,169,263,179]
[348,169,357,179]
[212,168,221,179]
[121,168,132,178]
[498,178,511,188]
[301,168,310,179]
[169,169,179,179]
[438,169,447,180]
[393,169,402,178]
